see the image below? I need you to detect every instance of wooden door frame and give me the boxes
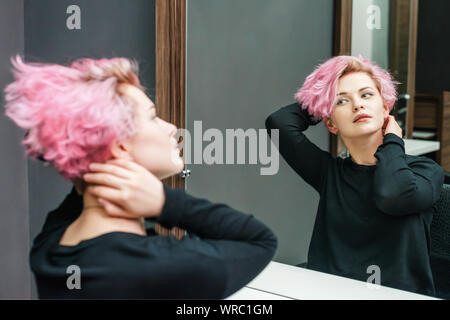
[406,0,418,139]
[156,0,186,189]
[154,0,186,238]
[331,0,353,158]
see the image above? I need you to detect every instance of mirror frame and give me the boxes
[156,0,186,189]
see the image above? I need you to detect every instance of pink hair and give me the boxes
[4,55,143,180]
[295,55,398,121]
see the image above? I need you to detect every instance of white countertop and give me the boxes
[404,139,440,156]
[227,262,439,300]
[226,287,292,300]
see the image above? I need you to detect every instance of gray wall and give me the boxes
[185,0,333,265]
[0,0,31,299]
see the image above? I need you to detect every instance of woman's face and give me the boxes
[115,83,184,180]
[324,72,389,139]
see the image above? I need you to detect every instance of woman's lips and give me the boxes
[354,116,371,123]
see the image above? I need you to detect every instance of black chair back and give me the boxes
[430,184,450,299]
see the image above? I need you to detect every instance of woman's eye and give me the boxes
[362,93,373,98]
[336,99,347,105]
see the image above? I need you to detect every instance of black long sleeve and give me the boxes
[155,185,278,297]
[30,184,277,299]
[373,133,445,216]
[158,185,275,242]
[265,103,331,193]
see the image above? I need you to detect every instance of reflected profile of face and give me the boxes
[323,72,389,139]
[112,83,184,180]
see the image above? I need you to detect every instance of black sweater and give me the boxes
[30,185,277,299]
[265,103,444,296]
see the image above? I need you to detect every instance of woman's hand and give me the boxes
[83,158,165,219]
[382,115,403,139]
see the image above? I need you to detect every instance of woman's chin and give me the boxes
[174,161,185,175]
[157,160,185,180]
[159,167,184,181]
[340,129,380,139]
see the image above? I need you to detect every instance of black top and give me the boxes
[265,103,445,296]
[30,185,277,299]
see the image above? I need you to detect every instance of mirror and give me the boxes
[184,0,446,299]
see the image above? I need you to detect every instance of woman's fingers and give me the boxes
[85,159,164,218]
[98,198,138,219]
[106,158,144,173]
[86,185,123,203]
[155,224,170,236]
[83,172,127,189]
[383,115,402,138]
[88,162,132,179]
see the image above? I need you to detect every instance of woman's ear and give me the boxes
[110,140,133,160]
[324,117,339,135]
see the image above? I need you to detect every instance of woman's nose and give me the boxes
[353,99,364,111]
[161,119,178,137]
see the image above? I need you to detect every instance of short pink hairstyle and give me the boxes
[4,55,143,180]
[295,55,398,121]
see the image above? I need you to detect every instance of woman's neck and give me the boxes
[342,130,384,166]
[77,190,147,236]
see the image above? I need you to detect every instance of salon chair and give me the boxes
[444,171,450,185]
[430,183,450,299]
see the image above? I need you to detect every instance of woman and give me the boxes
[4,56,277,299]
[265,56,444,296]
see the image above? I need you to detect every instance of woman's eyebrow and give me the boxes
[337,87,374,96]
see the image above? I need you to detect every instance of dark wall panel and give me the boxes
[416,0,450,93]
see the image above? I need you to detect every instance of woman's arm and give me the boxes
[373,133,445,215]
[157,186,276,243]
[155,185,278,298]
[265,103,331,193]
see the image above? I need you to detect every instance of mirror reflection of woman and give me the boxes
[4,56,277,299]
[266,56,444,296]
